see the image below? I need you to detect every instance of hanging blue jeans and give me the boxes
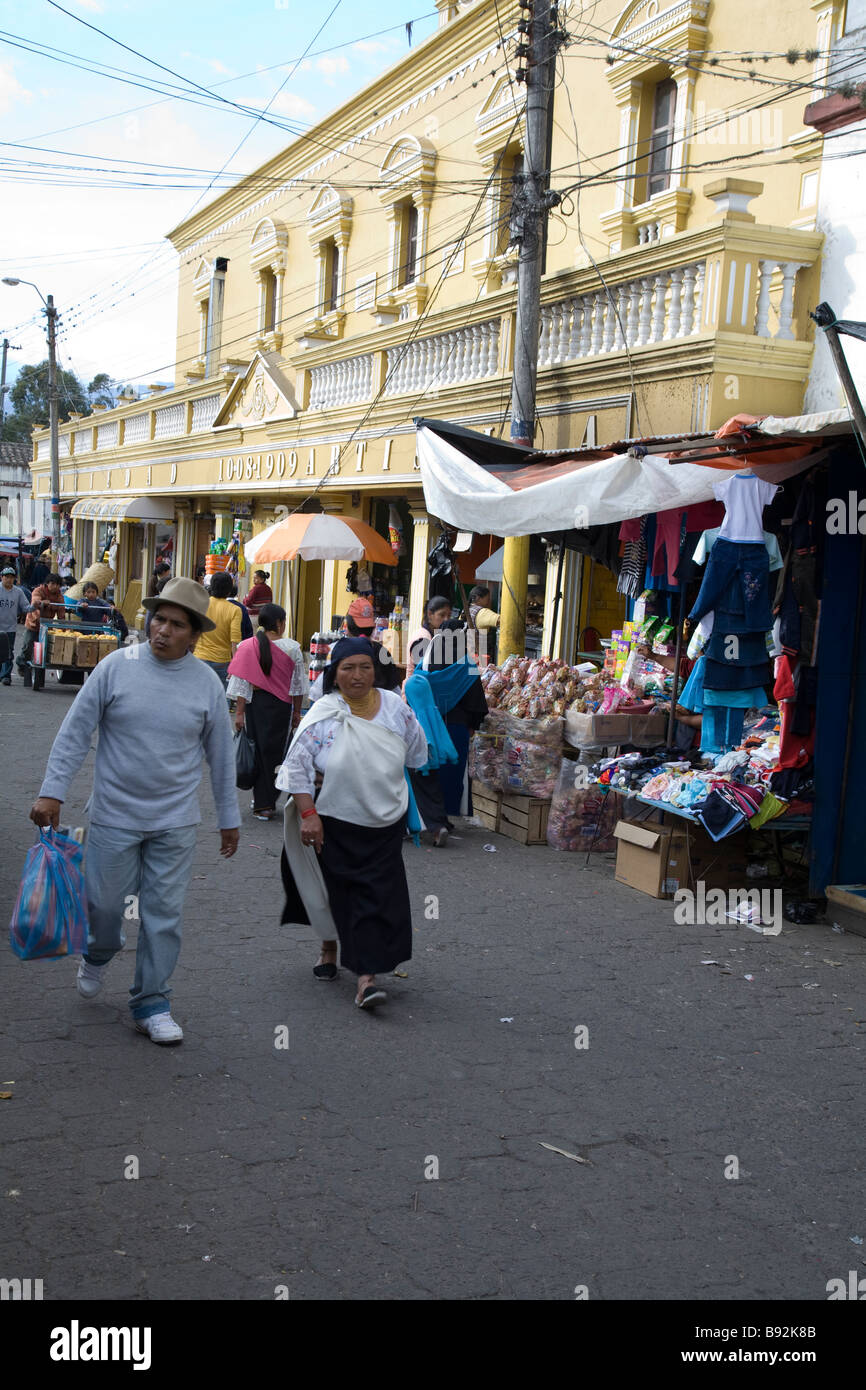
[689,539,772,630]
[701,705,746,754]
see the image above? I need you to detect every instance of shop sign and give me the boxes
[216,437,417,485]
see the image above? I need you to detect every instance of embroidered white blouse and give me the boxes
[276,688,428,796]
[226,636,309,701]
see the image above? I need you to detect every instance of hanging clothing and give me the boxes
[693,527,783,572]
[713,472,779,542]
[689,539,773,631]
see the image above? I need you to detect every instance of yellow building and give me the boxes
[31,0,839,656]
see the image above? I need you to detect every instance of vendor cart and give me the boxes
[29,618,122,692]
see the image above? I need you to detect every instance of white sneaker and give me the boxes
[135,1012,183,1045]
[77,958,108,999]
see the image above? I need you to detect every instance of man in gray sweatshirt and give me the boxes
[30,578,240,1045]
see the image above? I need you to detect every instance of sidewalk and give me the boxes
[1,673,865,1300]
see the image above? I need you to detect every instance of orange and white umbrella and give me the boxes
[245,513,397,566]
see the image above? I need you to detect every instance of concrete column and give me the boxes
[542,547,581,663]
[213,510,233,543]
[499,534,529,659]
[175,511,195,577]
[408,508,431,635]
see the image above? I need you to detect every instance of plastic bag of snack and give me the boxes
[546,759,619,852]
[502,735,560,798]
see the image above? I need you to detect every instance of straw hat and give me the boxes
[142,576,216,631]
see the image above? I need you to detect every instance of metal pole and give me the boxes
[46,295,62,562]
[549,535,566,657]
[812,302,866,461]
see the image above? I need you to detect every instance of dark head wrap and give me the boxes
[322,636,378,694]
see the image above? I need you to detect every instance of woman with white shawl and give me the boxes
[276,637,428,1010]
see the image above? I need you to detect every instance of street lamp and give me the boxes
[2,277,61,561]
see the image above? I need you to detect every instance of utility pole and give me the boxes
[500,0,562,659]
[0,337,21,437]
[46,296,61,562]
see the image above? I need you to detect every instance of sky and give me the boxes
[0,0,440,393]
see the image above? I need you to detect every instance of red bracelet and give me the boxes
[300,806,317,819]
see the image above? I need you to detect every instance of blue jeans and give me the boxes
[202,660,229,688]
[83,822,198,1019]
[689,539,772,630]
[0,631,14,680]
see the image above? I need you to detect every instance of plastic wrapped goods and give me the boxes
[546,760,619,852]
[502,735,560,799]
[469,727,507,792]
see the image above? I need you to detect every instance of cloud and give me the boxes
[266,90,317,121]
[0,61,33,115]
[207,59,235,77]
[311,54,351,88]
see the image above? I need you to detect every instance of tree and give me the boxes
[88,372,118,408]
[5,360,91,440]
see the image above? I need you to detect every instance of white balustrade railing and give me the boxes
[74,428,92,453]
[383,319,501,397]
[124,413,149,444]
[154,402,185,439]
[309,354,373,411]
[191,393,221,431]
[59,435,70,457]
[754,260,808,341]
[96,420,119,450]
[36,438,49,460]
[538,262,706,367]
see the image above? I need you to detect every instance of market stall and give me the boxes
[419,411,858,901]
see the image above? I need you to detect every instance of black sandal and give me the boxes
[355,986,387,1009]
[313,962,337,981]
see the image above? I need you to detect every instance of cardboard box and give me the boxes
[614,819,690,898]
[565,707,666,749]
[499,792,550,845]
[826,884,866,939]
[75,637,99,668]
[471,781,501,833]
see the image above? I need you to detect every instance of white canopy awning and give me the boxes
[70,497,175,523]
[415,419,833,537]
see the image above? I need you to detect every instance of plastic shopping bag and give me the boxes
[9,827,89,960]
[234,727,259,790]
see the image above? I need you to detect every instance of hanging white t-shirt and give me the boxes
[713,472,778,543]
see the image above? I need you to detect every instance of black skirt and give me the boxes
[245,687,292,812]
[318,814,411,975]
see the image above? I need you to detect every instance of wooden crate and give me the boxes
[471,781,501,833]
[75,637,99,668]
[499,792,551,846]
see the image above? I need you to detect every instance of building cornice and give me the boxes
[167,4,517,254]
[804,88,866,134]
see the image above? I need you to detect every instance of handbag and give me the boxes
[234,727,259,790]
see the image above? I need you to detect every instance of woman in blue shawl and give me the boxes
[404,623,487,846]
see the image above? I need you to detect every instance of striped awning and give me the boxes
[70,496,175,523]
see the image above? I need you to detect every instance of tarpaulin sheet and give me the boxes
[416,423,825,538]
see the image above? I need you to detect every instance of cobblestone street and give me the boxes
[2,673,865,1301]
